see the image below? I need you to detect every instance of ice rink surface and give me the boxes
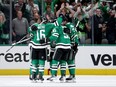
[0,75,116,87]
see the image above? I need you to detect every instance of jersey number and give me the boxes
[37,30,45,41]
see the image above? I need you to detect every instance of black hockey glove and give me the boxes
[72,43,78,52]
[59,14,68,21]
[64,28,71,34]
[59,14,64,18]
[47,49,51,62]
[39,38,50,44]
[31,25,38,31]
[39,38,46,44]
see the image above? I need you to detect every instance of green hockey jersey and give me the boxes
[28,23,47,49]
[45,17,63,38]
[45,23,55,38]
[49,25,71,49]
[66,22,79,44]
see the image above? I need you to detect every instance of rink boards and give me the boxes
[0,45,116,75]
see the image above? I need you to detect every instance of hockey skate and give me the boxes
[29,72,37,83]
[37,74,44,82]
[59,75,66,82]
[66,75,76,83]
[48,75,57,81]
[47,76,52,80]
[47,74,57,80]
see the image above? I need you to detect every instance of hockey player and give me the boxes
[45,20,59,80]
[55,17,79,82]
[47,17,72,81]
[44,16,67,81]
[65,22,79,82]
[28,18,47,82]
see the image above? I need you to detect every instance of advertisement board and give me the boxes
[0,46,116,75]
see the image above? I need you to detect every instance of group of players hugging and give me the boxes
[28,14,79,83]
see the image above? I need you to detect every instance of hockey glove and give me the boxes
[31,25,38,31]
[59,14,64,18]
[39,38,46,44]
[47,49,51,62]
[39,38,50,44]
[72,43,78,52]
[59,14,68,21]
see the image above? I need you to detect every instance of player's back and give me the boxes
[45,23,55,37]
[28,23,47,48]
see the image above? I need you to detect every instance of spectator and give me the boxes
[0,0,10,20]
[106,10,116,44]
[74,12,89,44]
[98,1,110,22]
[17,0,26,12]
[68,0,77,9]
[12,10,29,44]
[32,7,39,14]
[54,0,67,11]
[13,3,21,19]
[43,5,55,22]
[0,11,9,44]
[13,0,27,19]
[27,7,39,23]
[30,12,40,25]
[56,2,75,22]
[90,8,105,44]
[26,0,39,22]
[44,0,55,12]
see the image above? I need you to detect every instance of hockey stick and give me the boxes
[19,34,28,42]
[6,44,15,52]
[6,19,47,52]
[6,34,29,52]
[6,37,32,52]
[40,19,47,24]
[13,37,31,45]
[76,20,80,28]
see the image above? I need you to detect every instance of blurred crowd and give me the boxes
[0,0,116,45]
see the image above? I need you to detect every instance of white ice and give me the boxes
[0,75,116,87]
